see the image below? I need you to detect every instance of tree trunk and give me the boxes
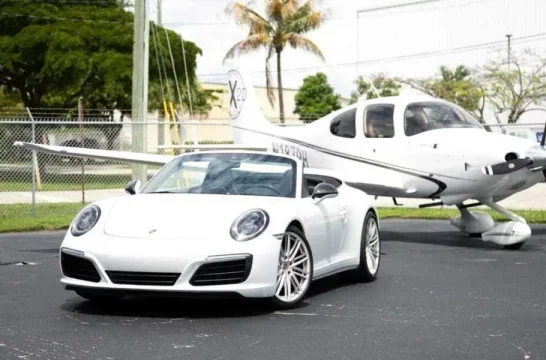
[508,108,517,123]
[276,50,285,124]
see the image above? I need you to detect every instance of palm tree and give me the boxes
[223,0,327,123]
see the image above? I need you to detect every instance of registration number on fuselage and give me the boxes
[271,141,309,167]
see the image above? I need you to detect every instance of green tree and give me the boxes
[0,3,202,110]
[294,72,340,122]
[349,74,401,104]
[399,65,486,121]
[479,49,546,123]
[0,0,205,175]
[0,85,22,108]
[222,0,328,123]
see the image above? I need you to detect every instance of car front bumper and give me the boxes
[59,233,282,299]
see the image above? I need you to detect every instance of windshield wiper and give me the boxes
[147,190,178,194]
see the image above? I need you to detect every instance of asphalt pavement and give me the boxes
[1,219,545,360]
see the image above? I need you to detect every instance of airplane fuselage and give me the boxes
[232,95,546,206]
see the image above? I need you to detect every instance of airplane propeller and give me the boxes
[465,157,534,175]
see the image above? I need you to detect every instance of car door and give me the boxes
[313,192,349,263]
[299,177,348,271]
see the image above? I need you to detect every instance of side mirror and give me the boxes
[125,179,141,195]
[311,182,338,203]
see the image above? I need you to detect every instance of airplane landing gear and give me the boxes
[480,200,531,249]
[450,205,495,236]
[450,201,531,249]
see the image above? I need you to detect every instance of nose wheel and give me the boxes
[450,201,530,249]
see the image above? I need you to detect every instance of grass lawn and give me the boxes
[2,203,546,233]
[0,171,131,192]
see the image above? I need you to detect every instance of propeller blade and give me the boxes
[481,157,533,175]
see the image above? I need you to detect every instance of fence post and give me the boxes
[78,97,85,204]
[26,107,36,217]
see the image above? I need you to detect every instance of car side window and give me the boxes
[364,104,395,138]
[330,108,356,138]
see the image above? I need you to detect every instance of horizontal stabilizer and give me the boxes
[13,142,172,166]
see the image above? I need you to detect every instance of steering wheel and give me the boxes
[245,184,283,196]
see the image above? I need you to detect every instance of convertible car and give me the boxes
[58,150,380,308]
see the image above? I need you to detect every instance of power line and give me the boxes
[357,0,450,15]
[0,11,344,26]
[196,32,546,78]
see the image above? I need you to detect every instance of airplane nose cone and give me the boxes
[526,144,546,168]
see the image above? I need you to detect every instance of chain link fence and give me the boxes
[1,108,545,224]
[0,107,249,221]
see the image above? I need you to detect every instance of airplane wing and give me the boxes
[155,144,268,151]
[13,142,173,166]
[345,181,416,198]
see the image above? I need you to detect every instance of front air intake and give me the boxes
[106,271,181,286]
[190,256,252,286]
[61,252,101,283]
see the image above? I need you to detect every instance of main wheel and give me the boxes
[352,210,380,282]
[270,225,313,309]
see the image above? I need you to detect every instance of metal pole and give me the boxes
[131,0,150,184]
[506,34,512,67]
[78,97,85,204]
[26,107,36,217]
[356,12,359,79]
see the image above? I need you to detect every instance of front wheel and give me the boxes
[351,211,380,282]
[269,225,314,309]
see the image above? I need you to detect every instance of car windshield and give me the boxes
[140,152,297,198]
[404,101,484,136]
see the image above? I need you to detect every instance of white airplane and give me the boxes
[14,62,546,250]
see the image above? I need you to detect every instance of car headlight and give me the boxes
[230,209,269,241]
[70,205,101,237]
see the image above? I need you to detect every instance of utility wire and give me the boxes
[196,32,546,78]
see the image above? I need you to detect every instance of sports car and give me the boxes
[60,150,381,309]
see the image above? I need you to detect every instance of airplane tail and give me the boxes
[224,60,278,145]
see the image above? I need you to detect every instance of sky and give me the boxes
[153,0,546,100]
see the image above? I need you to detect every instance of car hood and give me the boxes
[102,193,290,239]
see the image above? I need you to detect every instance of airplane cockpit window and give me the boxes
[364,104,395,138]
[330,108,356,138]
[404,101,484,136]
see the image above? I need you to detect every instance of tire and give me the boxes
[352,210,380,282]
[269,225,314,310]
[75,289,124,303]
[503,242,525,250]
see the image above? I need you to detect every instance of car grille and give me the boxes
[190,256,252,286]
[105,271,181,286]
[61,252,101,283]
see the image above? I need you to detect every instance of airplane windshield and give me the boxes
[404,101,484,136]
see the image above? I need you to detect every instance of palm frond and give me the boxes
[225,1,273,35]
[284,0,329,33]
[222,33,271,63]
[283,33,324,61]
[266,0,300,23]
[265,44,276,106]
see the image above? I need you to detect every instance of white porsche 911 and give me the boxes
[60,150,380,309]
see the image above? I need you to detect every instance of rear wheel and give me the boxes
[351,211,380,282]
[269,225,313,309]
